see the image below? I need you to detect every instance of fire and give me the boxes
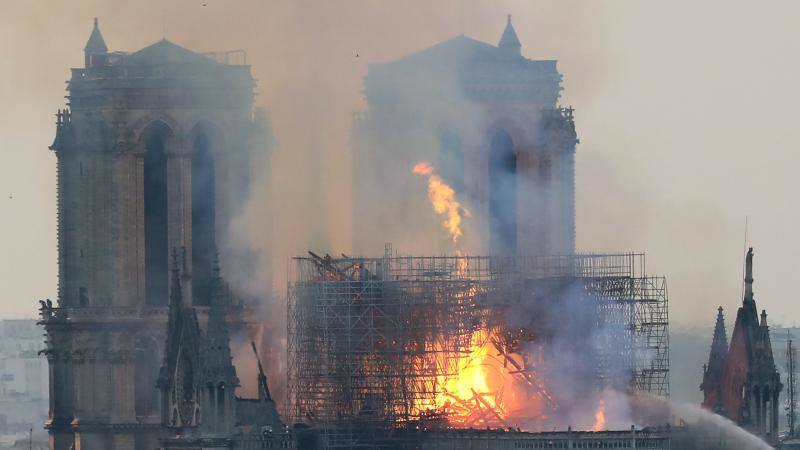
[455,250,469,276]
[436,331,495,410]
[409,162,553,429]
[592,398,606,431]
[412,161,470,243]
[409,327,553,429]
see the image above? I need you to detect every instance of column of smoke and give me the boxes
[222,3,504,404]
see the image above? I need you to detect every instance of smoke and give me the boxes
[1,0,606,417]
[213,1,604,405]
[208,0,605,292]
[14,0,800,331]
[631,394,775,450]
[572,391,776,449]
[493,278,636,431]
[499,272,774,444]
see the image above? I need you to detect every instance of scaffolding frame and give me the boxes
[287,252,668,448]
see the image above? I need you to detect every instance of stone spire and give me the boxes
[498,14,521,56]
[709,307,729,374]
[169,248,183,312]
[198,250,239,434]
[708,306,728,375]
[158,249,185,391]
[84,17,108,68]
[701,306,729,414]
[204,251,238,385]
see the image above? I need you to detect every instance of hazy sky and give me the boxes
[1,1,800,328]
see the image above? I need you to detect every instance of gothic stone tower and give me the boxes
[700,248,783,444]
[41,19,271,450]
[351,17,578,256]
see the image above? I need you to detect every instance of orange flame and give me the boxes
[592,398,606,431]
[435,330,495,410]
[408,163,553,428]
[406,325,553,429]
[413,161,470,243]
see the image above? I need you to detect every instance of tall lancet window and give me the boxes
[143,122,171,306]
[191,130,216,306]
[489,130,517,256]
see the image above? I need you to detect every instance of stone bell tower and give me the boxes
[40,19,271,450]
[351,16,578,257]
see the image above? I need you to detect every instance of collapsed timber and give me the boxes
[287,250,668,449]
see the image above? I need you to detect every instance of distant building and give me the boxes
[701,247,782,444]
[351,16,578,257]
[0,320,48,438]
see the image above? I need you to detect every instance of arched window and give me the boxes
[191,129,216,306]
[143,122,171,306]
[489,130,517,256]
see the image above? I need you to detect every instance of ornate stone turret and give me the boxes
[157,248,239,435]
[200,252,239,435]
[83,18,108,68]
[498,15,522,56]
[158,249,203,431]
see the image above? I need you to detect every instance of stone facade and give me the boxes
[351,17,578,257]
[41,19,272,450]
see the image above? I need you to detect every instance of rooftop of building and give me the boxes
[372,16,556,73]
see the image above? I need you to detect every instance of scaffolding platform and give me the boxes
[287,251,668,449]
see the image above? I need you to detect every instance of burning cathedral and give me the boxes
[288,17,670,449]
[39,16,672,450]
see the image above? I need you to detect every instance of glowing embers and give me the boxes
[412,161,470,243]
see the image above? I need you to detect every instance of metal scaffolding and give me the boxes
[286,251,668,448]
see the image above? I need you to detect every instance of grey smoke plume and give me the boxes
[497,279,639,431]
[218,2,599,403]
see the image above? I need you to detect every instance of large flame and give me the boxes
[592,398,606,431]
[412,162,469,243]
[408,323,554,429]
[409,162,553,429]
